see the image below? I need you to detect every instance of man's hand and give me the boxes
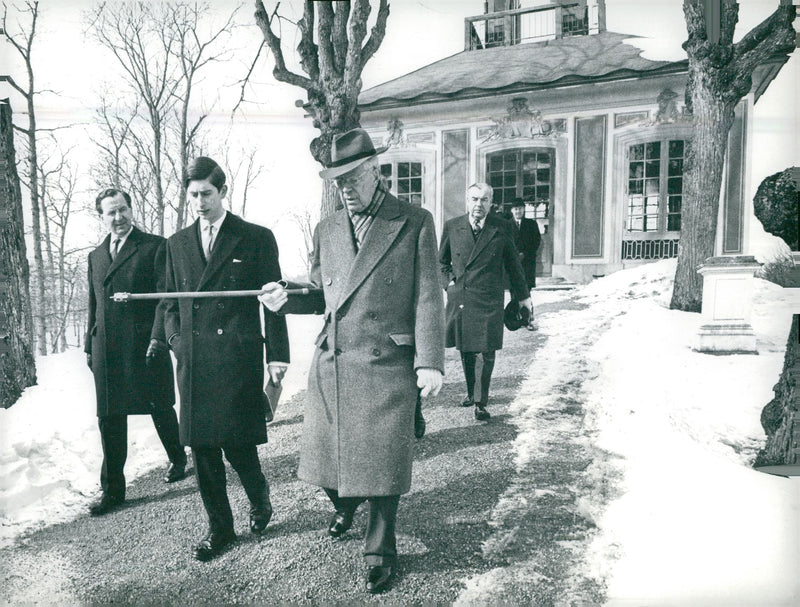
[416,367,443,398]
[86,353,92,370]
[267,362,288,386]
[146,338,167,365]
[259,282,288,313]
[518,297,533,317]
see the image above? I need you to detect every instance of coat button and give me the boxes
[192,330,199,336]
[459,304,464,309]
[216,302,224,309]
[325,277,332,285]
[384,277,392,284]
[217,328,223,335]
[372,348,381,356]
[193,303,200,310]
[334,348,342,356]
[336,312,343,321]
[368,312,377,320]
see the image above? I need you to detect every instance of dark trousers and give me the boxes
[460,350,496,405]
[193,444,269,536]
[98,406,184,499]
[324,488,400,566]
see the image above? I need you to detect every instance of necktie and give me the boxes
[472,221,481,240]
[111,238,120,260]
[205,224,215,259]
[351,213,370,249]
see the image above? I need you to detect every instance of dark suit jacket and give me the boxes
[86,227,175,417]
[510,217,541,288]
[439,213,528,352]
[160,213,289,448]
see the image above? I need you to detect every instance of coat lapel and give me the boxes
[103,228,139,285]
[337,196,407,309]
[197,214,242,291]
[322,211,357,305]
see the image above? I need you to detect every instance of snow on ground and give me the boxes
[459,259,799,606]
[0,314,322,548]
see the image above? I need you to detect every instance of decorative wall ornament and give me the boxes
[614,110,650,128]
[384,118,406,148]
[406,132,435,145]
[480,97,566,142]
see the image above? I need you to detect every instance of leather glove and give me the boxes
[146,338,167,366]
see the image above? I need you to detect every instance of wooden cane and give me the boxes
[111,288,312,302]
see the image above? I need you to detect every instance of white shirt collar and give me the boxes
[110,226,133,251]
[200,210,227,233]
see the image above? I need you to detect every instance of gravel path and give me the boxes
[0,294,611,605]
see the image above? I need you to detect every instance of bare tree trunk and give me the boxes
[0,100,37,407]
[671,0,796,310]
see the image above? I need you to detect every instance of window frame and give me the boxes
[485,147,555,220]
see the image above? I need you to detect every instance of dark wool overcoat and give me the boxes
[85,227,175,417]
[160,213,289,448]
[439,213,529,352]
[283,193,444,497]
[510,216,541,288]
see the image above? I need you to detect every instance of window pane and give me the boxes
[490,156,503,171]
[536,168,550,183]
[522,186,534,199]
[628,179,643,195]
[398,163,409,178]
[537,185,549,201]
[504,173,515,187]
[629,162,644,180]
[669,140,684,157]
[645,178,659,195]
[410,163,422,177]
[646,141,661,159]
[630,144,644,161]
[411,178,422,192]
[668,159,683,176]
[398,179,409,194]
[645,160,660,178]
[667,176,683,194]
[523,172,534,185]
[489,174,503,188]
[381,164,392,177]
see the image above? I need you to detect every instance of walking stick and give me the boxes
[111,288,313,302]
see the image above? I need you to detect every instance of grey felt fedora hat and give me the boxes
[319,128,388,179]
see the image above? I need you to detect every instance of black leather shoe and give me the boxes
[89,493,124,516]
[164,460,187,483]
[460,396,474,407]
[249,501,273,535]
[414,411,426,439]
[365,565,393,594]
[327,510,354,538]
[193,531,236,562]
[474,403,491,421]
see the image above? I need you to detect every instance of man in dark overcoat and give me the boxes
[259,128,444,594]
[439,183,532,421]
[85,188,186,516]
[160,157,289,561]
[509,197,541,291]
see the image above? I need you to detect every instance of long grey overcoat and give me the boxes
[159,213,289,448]
[86,227,175,417]
[439,213,529,352]
[284,192,444,497]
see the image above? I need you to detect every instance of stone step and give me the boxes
[534,276,578,291]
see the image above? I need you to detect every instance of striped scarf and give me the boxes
[348,187,386,248]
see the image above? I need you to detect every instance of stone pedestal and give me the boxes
[694,255,762,354]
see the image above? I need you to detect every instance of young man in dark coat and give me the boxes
[159,157,290,561]
[439,183,532,421]
[259,128,445,594]
[85,188,187,516]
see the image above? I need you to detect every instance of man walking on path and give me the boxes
[259,128,444,594]
[509,197,540,329]
[161,157,290,561]
[439,183,532,421]
[85,188,187,517]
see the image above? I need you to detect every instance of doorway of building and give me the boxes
[486,147,554,277]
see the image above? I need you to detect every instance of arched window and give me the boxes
[486,148,553,220]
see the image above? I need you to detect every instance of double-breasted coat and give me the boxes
[85,227,175,417]
[159,213,289,448]
[439,213,529,353]
[510,217,541,288]
[283,192,444,497]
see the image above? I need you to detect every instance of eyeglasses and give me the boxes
[333,169,372,188]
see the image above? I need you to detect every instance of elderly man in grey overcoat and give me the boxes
[260,128,444,594]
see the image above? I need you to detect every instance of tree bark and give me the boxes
[671,0,796,310]
[0,100,37,407]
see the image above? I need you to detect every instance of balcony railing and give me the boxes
[465,3,588,51]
